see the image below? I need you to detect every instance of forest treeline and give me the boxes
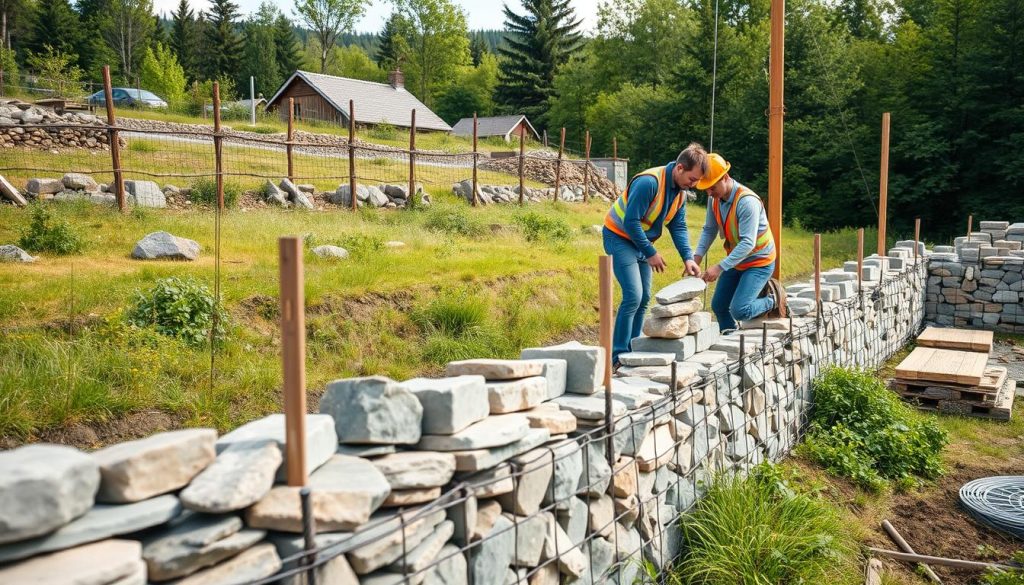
[1,0,1020,236]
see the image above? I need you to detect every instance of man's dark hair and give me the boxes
[676,143,709,174]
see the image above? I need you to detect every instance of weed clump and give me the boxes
[422,204,486,238]
[800,366,947,491]
[126,277,228,347]
[19,204,85,255]
[189,177,241,208]
[512,211,572,242]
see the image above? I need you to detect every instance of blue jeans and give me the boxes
[711,261,776,331]
[603,229,652,363]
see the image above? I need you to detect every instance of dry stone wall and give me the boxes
[0,248,931,585]
[0,100,113,151]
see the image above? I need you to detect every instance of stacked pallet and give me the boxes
[892,327,1015,420]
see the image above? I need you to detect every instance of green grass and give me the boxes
[0,197,862,440]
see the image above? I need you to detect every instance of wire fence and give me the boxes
[236,260,928,585]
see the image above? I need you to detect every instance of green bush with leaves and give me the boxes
[513,211,572,242]
[675,463,850,584]
[800,367,947,490]
[981,553,1024,584]
[19,205,85,255]
[189,178,241,208]
[125,277,228,347]
[422,204,486,238]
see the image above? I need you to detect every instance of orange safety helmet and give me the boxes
[696,153,731,190]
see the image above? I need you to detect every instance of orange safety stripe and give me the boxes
[603,166,683,242]
[712,183,777,270]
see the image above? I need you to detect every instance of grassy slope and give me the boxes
[0,194,862,441]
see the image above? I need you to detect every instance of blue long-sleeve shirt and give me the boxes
[620,162,693,261]
[695,182,770,271]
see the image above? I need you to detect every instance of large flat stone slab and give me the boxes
[321,377,423,445]
[215,414,336,481]
[643,314,689,338]
[450,428,551,472]
[246,455,390,532]
[346,508,446,574]
[416,414,529,451]
[521,341,605,395]
[0,495,181,563]
[371,451,456,489]
[0,539,143,585]
[387,520,454,574]
[170,542,281,585]
[180,439,281,513]
[551,394,627,421]
[650,297,703,318]
[523,358,568,399]
[524,406,577,434]
[486,376,547,413]
[655,277,706,304]
[93,429,216,503]
[629,335,696,360]
[269,532,358,585]
[619,352,675,366]
[0,444,100,544]
[143,513,265,581]
[400,376,490,434]
[445,359,544,379]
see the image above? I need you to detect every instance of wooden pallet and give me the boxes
[916,326,994,352]
[899,378,1015,421]
[891,367,1008,402]
[894,347,989,386]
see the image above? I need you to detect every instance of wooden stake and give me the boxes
[409,109,417,208]
[967,214,973,240]
[554,128,565,203]
[613,137,618,160]
[881,521,942,584]
[349,100,356,211]
[583,130,591,203]
[878,112,891,256]
[213,81,224,210]
[518,126,525,205]
[102,65,125,212]
[868,548,1014,572]
[286,98,295,183]
[279,236,308,487]
[542,128,548,148]
[857,228,864,310]
[599,255,614,465]
[914,218,921,263]
[471,112,478,207]
[768,0,785,280]
[814,233,821,326]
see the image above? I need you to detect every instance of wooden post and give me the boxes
[612,137,618,160]
[768,0,785,280]
[967,215,973,240]
[518,129,525,206]
[914,218,921,263]
[857,227,864,291]
[102,66,125,212]
[554,128,565,203]
[881,521,942,584]
[471,112,479,207]
[279,237,308,487]
[542,129,548,148]
[286,98,295,183]
[583,130,591,203]
[599,255,614,466]
[878,112,891,256]
[213,82,224,210]
[349,100,357,211]
[409,109,417,208]
[814,233,821,327]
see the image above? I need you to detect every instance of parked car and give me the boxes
[88,88,168,108]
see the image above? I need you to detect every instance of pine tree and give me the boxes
[375,11,411,70]
[171,0,197,81]
[273,14,302,80]
[152,13,169,49]
[28,0,81,59]
[239,2,280,97]
[469,31,487,66]
[200,0,242,83]
[496,0,583,126]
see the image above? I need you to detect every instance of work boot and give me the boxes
[764,278,789,319]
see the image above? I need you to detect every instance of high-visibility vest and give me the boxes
[712,182,777,270]
[603,166,683,242]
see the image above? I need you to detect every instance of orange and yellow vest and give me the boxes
[603,166,683,241]
[712,183,777,270]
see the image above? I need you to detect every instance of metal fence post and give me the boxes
[554,128,565,204]
[287,98,295,184]
[102,65,125,212]
[472,112,479,207]
[213,82,224,210]
[583,130,591,203]
[518,128,525,206]
[409,109,416,207]
[349,100,357,211]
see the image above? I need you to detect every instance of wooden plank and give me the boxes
[894,347,932,381]
[917,327,994,352]
[892,367,1006,395]
[894,347,986,386]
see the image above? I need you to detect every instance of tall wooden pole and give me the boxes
[279,237,308,487]
[102,65,125,212]
[599,255,614,467]
[409,109,417,208]
[967,215,973,240]
[583,130,591,203]
[286,98,295,184]
[213,81,224,210]
[471,112,479,207]
[554,128,565,202]
[348,100,356,211]
[857,228,864,290]
[878,112,891,256]
[518,127,525,205]
[914,217,921,263]
[768,0,785,280]
[814,233,822,327]
[613,137,618,160]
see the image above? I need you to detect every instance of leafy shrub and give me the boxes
[189,177,240,208]
[125,277,228,347]
[799,367,947,490]
[19,204,85,255]
[366,122,398,141]
[677,463,849,584]
[513,211,572,242]
[338,233,385,257]
[423,204,486,237]
[981,553,1024,584]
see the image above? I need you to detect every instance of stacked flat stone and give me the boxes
[630,277,714,360]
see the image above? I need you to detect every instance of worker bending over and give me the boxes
[603,143,707,365]
[693,153,787,331]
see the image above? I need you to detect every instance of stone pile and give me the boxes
[452,181,603,205]
[327,182,429,209]
[0,100,116,151]
[926,220,1024,332]
[479,153,619,199]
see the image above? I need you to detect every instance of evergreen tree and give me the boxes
[496,0,583,127]
[375,11,412,70]
[74,0,117,79]
[200,0,242,84]
[28,0,81,59]
[273,14,302,80]
[239,2,281,97]
[152,14,169,48]
[171,0,197,81]
[469,31,487,66]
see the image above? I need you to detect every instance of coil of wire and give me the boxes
[959,476,1024,540]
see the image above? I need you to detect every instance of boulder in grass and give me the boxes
[365,186,389,208]
[312,245,349,259]
[132,231,200,261]
[264,180,289,207]
[26,178,63,196]
[125,180,166,208]
[62,173,99,192]
[0,244,35,263]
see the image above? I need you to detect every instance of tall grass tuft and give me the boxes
[412,292,488,337]
[677,464,850,584]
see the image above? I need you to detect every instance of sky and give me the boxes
[153,0,603,34]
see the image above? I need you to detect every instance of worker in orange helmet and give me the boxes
[693,153,788,332]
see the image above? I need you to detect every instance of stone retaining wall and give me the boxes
[0,249,930,585]
[926,221,1024,333]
